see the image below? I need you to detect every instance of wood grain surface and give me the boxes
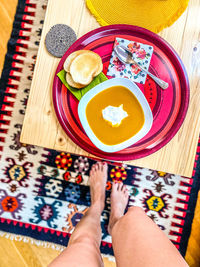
[20,0,200,177]
[0,237,115,267]
[0,0,199,267]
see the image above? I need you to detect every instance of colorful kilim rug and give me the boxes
[0,0,200,259]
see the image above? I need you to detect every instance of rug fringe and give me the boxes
[0,230,116,262]
[0,230,65,251]
[102,254,115,263]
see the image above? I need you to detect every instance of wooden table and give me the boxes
[20,0,200,177]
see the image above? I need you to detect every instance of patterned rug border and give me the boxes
[178,140,200,255]
[0,216,114,254]
[0,0,199,258]
[0,230,65,251]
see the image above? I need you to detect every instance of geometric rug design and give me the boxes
[0,0,199,258]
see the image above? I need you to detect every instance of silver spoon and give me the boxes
[114,45,169,90]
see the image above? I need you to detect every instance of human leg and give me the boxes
[108,182,188,267]
[48,162,108,267]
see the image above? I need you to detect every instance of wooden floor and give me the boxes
[0,1,199,266]
[0,0,18,75]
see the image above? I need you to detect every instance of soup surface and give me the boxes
[86,85,145,145]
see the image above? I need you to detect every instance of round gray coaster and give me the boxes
[45,24,77,58]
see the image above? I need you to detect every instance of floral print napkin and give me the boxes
[107,37,154,84]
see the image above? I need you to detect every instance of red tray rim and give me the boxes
[52,24,190,161]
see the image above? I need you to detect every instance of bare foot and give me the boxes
[108,182,129,235]
[89,162,108,212]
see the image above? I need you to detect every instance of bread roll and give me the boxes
[70,51,102,85]
[63,50,87,72]
[66,72,85,89]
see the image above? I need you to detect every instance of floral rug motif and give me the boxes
[0,0,199,258]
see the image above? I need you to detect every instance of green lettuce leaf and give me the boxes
[57,69,108,101]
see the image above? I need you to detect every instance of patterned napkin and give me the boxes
[107,37,154,84]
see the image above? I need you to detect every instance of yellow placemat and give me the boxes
[86,0,189,33]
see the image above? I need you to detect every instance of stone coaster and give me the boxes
[45,24,77,57]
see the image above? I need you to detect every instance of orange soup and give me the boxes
[86,85,145,145]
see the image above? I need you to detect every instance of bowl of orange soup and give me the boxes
[78,78,153,153]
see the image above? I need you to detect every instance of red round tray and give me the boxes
[53,24,189,161]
